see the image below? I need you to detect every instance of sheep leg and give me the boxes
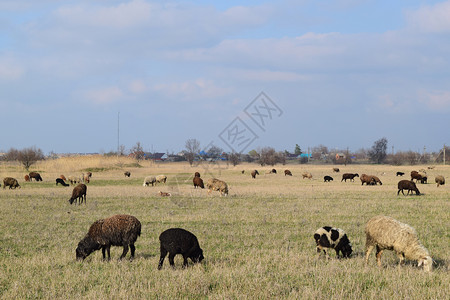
[365,245,374,264]
[158,247,168,270]
[182,255,189,268]
[101,247,107,260]
[130,243,136,260]
[168,253,176,268]
[396,253,405,266]
[376,246,383,267]
[119,245,129,260]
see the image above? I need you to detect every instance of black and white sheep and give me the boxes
[341,173,359,182]
[313,226,353,258]
[3,177,20,189]
[397,180,420,196]
[69,184,87,205]
[158,228,204,269]
[124,171,131,177]
[323,175,333,182]
[76,214,141,261]
[435,175,445,187]
[251,170,259,179]
[364,215,432,272]
[56,178,69,187]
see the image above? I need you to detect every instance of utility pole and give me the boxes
[117,112,120,156]
[444,144,446,165]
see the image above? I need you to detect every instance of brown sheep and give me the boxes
[284,169,292,176]
[76,214,141,261]
[341,173,359,182]
[302,172,312,179]
[124,171,131,177]
[411,171,427,183]
[397,180,420,196]
[159,191,171,197]
[333,168,340,173]
[29,172,43,181]
[60,175,67,181]
[83,173,91,184]
[435,175,445,187]
[241,170,245,174]
[3,177,20,189]
[24,175,30,182]
[69,184,87,205]
[193,176,204,189]
[251,170,259,179]
[206,178,228,196]
[360,174,382,185]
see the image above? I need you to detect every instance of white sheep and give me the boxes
[143,176,156,187]
[155,175,167,184]
[365,215,432,272]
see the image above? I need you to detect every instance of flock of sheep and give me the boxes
[0,166,446,272]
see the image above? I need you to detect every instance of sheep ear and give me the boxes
[418,259,423,267]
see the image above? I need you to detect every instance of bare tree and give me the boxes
[228,152,240,166]
[118,144,127,156]
[207,145,223,160]
[259,147,285,166]
[130,142,145,162]
[185,138,201,166]
[368,137,388,164]
[14,146,44,171]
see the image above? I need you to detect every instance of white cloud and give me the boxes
[152,78,232,101]
[405,1,450,33]
[83,87,124,104]
[129,80,148,94]
[419,90,450,111]
[0,56,25,80]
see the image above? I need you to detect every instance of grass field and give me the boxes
[0,157,449,299]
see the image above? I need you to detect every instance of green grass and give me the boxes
[0,163,449,299]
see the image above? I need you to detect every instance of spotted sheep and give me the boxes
[314,226,353,258]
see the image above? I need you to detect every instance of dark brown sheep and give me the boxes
[24,175,30,182]
[410,171,423,182]
[193,176,204,189]
[397,180,420,196]
[124,171,131,177]
[396,172,405,176]
[56,178,69,187]
[241,170,245,174]
[3,177,20,189]
[194,172,201,178]
[29,172,43,181]
[251,170,259,179]
[270,168,277,174]
[284,169,292,176]
[341,173,359,182]
[69,184,87,205]
[76,214,141,261]
[158,228,204,269]
[333,168,340,173]
[435,175,445,187]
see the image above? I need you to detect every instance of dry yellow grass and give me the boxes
[0,157,448,299]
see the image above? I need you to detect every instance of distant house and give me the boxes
[145,152,167,161]
[335,153,346,164]
[286,153,301,159]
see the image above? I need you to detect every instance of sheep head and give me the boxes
[76,236,101,260]
[190,248,204,263]
[418,256,433,272]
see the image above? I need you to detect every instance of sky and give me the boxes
[0,0,449,155]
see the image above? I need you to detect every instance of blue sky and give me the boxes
[0,0,449,154]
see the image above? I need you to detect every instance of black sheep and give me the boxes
[396,172,405,176]
[69,184,87,205]
[314,226,352,258]
[56,178,69,187]
[158,228,204,269]
[124,171,131,177]
[76,214,141,261]
[29,172,43,181]
[324,175,333,182]
[341,173,359,182]
[397,180,420,196]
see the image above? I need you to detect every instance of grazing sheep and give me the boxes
[193,176,204,189]
[194,172,201,178]
[159,191,171,197]
[411,171,427,184]
[241,170,245,174]
[427,166,435,170]
[284,169,292,176]
[76,214,141,261]
[3,177,20,189]
[69,184,87,205]
[156,175,167,184]
[397,180,420,196]
[24,175,30,182]
[67,175,81,185]
[29,172,43,181]
[83,172,92,184]
[56,178,69,187]
[341,173,359,182]
[365,215,432,272]
[360,174,382,185]
[124,171,131,177]
[314,226,352,258]
[270,168,277,174]
[324,176,333,182]
[251,170,259,179]
[333,168,340,173]
[396,172,405,176]
[60,175,67,181]
[435,175,445,187]
[302,172,312,179]
[206,178,228,196]
[158,228,204,269]
[143,176,156,187]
